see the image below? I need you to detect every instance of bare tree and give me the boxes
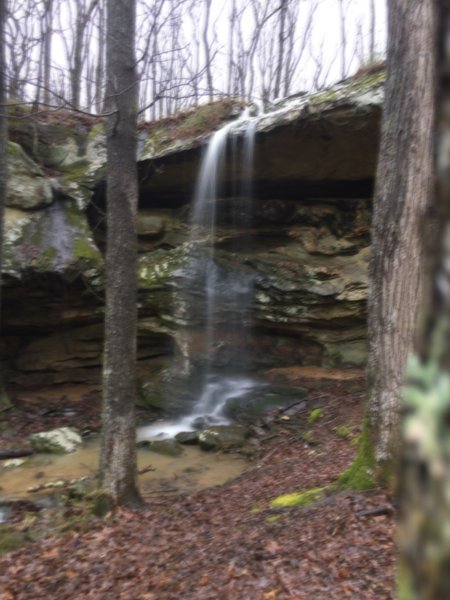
[369,0,376,61]
[100,0,141,507]
[70,0,99,109]
[40,0,54,105]
[0,0,9,409]
[367,0,435,466]
[273,0,288,99]
[202,0,214,102]
[94,0,105,112]
[337,0,348,79]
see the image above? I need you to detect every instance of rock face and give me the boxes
[1,71,384,402]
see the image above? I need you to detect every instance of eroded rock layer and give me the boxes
[1,71,383,403]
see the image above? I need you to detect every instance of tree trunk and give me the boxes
[0,0,9,409]
[397,3,450,597]
[42,0,53,105]
[369,0,376,62]
[337,0,347,79]
[273,0,287,99]
[367,0,436,465]
[95,0,106,113]
[100,0,141,507]
[202,0,214,102]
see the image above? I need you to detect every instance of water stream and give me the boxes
[141,109,260,440]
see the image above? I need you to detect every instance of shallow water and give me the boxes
[0,438,247,502]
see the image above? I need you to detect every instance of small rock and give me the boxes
[175,431,199,445]
[137,438,184,457]
[198,425,248,451]
[2,458,27,469]
[30,427,82,454]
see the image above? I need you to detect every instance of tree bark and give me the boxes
[100,0,141,507]
[0,0,9,408]
[273,0,287,99]
[42,0,53,105]
[397,3,450,597]
[337,0,347,79]
[367,0,436,464]
[369,0,376,61]
[202,0,214,102]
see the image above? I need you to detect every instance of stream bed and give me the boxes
[0,438,247,506]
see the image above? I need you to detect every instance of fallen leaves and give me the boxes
[0,388,395,599]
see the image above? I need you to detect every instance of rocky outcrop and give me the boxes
[1,70,384,401]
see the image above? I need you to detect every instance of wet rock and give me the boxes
[3,200,102,280]
[30,427,82,454]
[137,439,184,457]
[137,213,165,238]
[1,73,382,392]
[7,142,53,210]
[198,424,248,451]
[2,458,27,470]
[175,431,199,445]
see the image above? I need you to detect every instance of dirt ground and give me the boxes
[0,382,395,599]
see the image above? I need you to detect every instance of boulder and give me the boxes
[7,142,53,210]
[175,431,199,445]
[30,427,82,454]
[198,424,248,451]
[137,439,184,457]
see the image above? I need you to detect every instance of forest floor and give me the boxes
[0,382,395,599]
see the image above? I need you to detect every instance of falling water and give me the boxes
[139,109,258,439]
[186,109,257,422]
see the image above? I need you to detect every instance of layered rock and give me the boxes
[1,70,384,400]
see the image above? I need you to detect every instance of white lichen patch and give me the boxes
[30,427,83,454]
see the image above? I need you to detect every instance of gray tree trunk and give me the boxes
[273,0,287,99]
[0,0,8,364]
[369,0,376,61]
[99,0,141,506]
[338,0,347,79]
[398,3,450,598]
[42,0,53,105]
[367,0,435,464]
[0,0,8,408]
[0,0,6,307]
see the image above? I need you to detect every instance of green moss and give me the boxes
[309,69,385,107]
[139,99,242,156]
[138,247,185,289]
[90,491,114,518]
[334,424,356,440]
[300,429,318,445]
[309,88,339,105]
[270,486,326,508]
[59,158,89,178]
[0,386,12,412]
[136,384,166,410]
[73,237,101,263]
[87,123,104,141]
[7,140,26,159]
[338,423,376,491]
[41,245,57,268]
[308,407,323,424]
[0,526,28,555]
[396,563,415,600]
[266,515,282,523]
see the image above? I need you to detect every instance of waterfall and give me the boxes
[139,108,258,439]
[184,109,257,423]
